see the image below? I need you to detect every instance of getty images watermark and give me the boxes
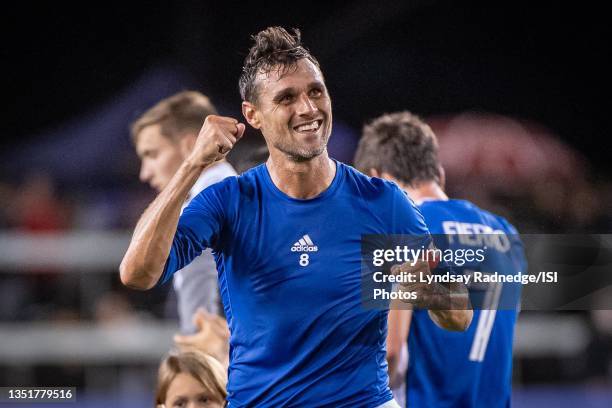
[361,234,612,310]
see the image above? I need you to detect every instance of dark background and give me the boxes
[3,1,610,173]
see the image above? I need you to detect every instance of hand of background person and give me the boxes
[391,259,443,308]
[394,260,469,310]
[174,308,230,368]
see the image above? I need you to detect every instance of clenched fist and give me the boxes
[188,115,245,167]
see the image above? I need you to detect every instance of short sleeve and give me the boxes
[390,184,431,236]
[158,180,231,285]
[382,183,433,261]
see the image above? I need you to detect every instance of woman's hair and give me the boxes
[155,350,227,406]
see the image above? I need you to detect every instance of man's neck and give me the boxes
[266,150,336,199]
[398,180,448,205]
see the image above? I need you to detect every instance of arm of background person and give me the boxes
[386,306,412,388]
[393,260,472,331]
[173,252,221,333]
[427,282,473,331]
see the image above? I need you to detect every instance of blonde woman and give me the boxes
[155,350,226,408]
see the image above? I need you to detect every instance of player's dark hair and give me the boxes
[354,111,442,186]
[239,26,321,103]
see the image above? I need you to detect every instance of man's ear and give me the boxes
[380,171,401,184]
[242,101,261,129]
[438,165,446,190]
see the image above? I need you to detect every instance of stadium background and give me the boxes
[1,1,610,407]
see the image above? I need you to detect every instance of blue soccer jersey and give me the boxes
[161,161,430,407]
[406,199,526,408]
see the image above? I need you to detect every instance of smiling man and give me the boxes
[120,27,464,407]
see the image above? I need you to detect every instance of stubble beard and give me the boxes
[274,127,331,163]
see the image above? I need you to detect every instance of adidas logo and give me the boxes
[291,234,319,252]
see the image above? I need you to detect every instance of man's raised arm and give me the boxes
[119,116,245,290]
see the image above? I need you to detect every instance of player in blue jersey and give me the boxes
[120,27,471,407]
[354,111,526,408]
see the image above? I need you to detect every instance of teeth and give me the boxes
[295,121,320,132]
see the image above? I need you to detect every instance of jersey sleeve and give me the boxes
[388,183,433,253]
[158,180,231,285]
[390,184,431,235]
